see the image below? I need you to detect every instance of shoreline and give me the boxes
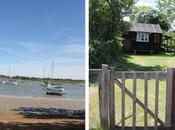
[0,94,85,102]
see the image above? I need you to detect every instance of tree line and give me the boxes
[0,75,84,83]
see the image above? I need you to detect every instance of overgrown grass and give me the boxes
[89,53,174,129]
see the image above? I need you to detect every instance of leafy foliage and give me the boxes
[156,0,175,23]
[130,6,171,31]
[89,0,135,68]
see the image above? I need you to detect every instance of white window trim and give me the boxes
[136,32,149,42]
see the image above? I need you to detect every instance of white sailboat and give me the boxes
[46,62,64,95]
[6,66,18,85]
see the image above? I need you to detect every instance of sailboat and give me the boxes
[7,66,18,85]
[46,62,64,95]
[2,66,18,85]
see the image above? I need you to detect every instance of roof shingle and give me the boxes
[129,23,163,33]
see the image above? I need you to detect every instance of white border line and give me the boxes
[85,0,89,129]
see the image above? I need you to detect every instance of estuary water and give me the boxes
[0,81,85,100]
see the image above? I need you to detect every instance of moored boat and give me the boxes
[46,84,64,95]
[45,62,65,95]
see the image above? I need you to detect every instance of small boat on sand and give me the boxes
[46,84,64,95]
[45,62,65,95]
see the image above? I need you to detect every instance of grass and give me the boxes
[89,53,174,129]
[127,53,175,71]
[113,53,175,71]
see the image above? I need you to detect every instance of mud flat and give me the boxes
[0,95,85,130]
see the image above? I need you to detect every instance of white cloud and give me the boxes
[17,39,84,56]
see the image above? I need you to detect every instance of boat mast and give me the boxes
[43,67,45,79]
[46,61,54,85]
[9,65,11,78]
[8,65,11,82]
[51,61,54,79]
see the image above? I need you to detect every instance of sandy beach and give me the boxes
[0,95,85,130]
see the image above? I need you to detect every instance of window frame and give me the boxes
[136,32,149,43]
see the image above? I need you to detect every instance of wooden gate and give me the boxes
[89,64,175,130]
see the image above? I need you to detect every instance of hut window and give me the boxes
[136,32,149,42]
[154,34,160,43]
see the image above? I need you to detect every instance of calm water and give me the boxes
[0,81,85,100]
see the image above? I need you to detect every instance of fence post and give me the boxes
[99,64,110,130]
[109,67,115,130]
[166,68,175,128]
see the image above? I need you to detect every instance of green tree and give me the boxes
[130,6,152,23]
[156,0,175,23]
[89,0,135,68]
[130,6,171,31]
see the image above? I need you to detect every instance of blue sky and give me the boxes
[0,0,85,79]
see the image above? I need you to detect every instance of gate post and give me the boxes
[109,67,115,130]
[166,68,175,129]
[99,64,110,130]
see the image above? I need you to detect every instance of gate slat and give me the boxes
[133,73,137,130]
[115,79,165,126]
[98,70,102,126]
[122,73,125,130]
[109,67,115,130]
[154,72,159,130]
[165,68,173,126]
[144,72,148,130]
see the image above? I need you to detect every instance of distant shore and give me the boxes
[0,95,85,130]
[0,75,85,83]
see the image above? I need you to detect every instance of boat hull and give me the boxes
[46,87,64,96]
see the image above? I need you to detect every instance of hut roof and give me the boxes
[129,23,163,33]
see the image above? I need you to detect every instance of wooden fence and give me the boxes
[89,64,175,130]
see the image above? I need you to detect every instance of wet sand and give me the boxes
[0,95,85,130]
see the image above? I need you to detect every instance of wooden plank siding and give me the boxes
[123,32,162,52]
